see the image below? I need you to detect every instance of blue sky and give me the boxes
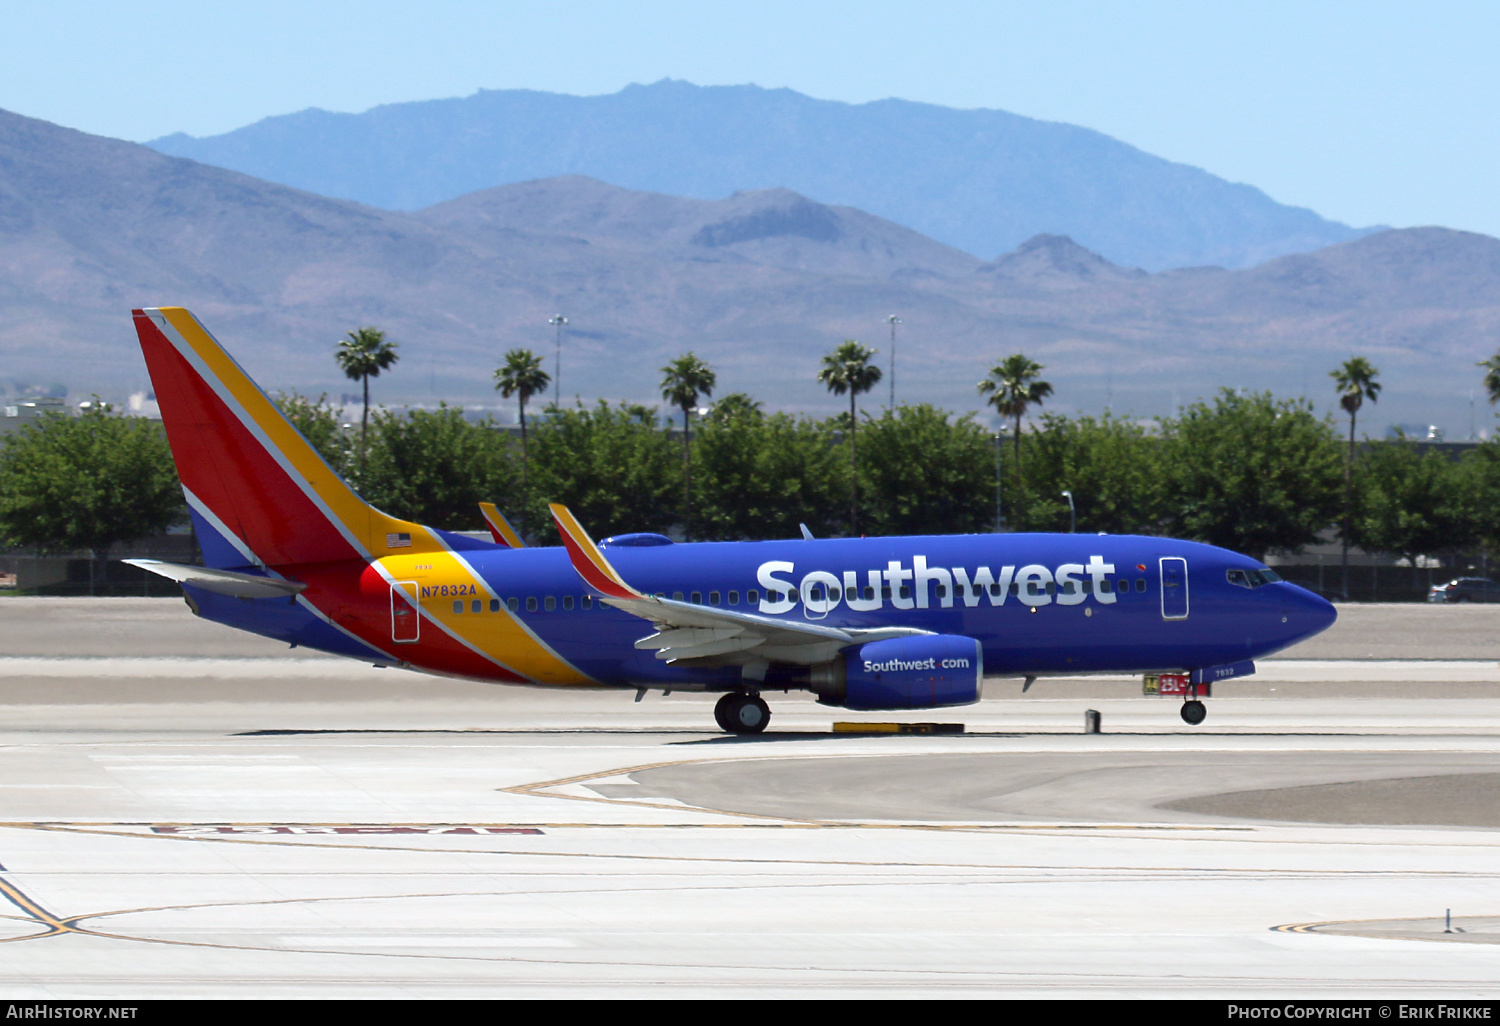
[2,1,1497,236]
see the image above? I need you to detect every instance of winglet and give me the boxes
[549,504,643,600]
[479,502,525,548]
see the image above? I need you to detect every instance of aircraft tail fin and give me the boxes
[479,502,525,548]
[133,307,433,569]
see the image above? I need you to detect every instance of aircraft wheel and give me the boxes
[1180,700,1207,726]
[716,692,770,734]
[733,694,771,734]
[713,692,739,732]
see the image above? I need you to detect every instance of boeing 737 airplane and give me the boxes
[126,307,1336,733]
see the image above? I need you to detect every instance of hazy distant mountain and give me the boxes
[978,234,1148,288]
[3,108,1497,438]
[148,80,1374,272]
[415,176,982,280]
[0,108,1007,411]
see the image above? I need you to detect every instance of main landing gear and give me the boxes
[714,692,771,735]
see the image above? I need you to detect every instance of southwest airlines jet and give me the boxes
[126,308,1337,733]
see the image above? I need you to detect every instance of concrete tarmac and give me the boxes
[1,598,1499,997]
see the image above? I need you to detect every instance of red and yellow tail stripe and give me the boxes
[135,307,432,565]
[480,502,525,548]
[549,504,642,600]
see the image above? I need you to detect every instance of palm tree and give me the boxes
[1480,350,1500,407]
[660,353,717,541]
[494,348,551,525]
[977,354,1053,484]
[334,327,399,471]
[1331,356,1381,597]
[818,340,882,534]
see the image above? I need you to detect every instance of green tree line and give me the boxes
[8,343,1500,577]
[266,387,1500,565]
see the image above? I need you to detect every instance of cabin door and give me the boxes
[1159,557,1189,620]
[391,581,421,643]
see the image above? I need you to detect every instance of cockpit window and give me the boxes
[1226,569,1251,588]
[1227,567,1281,588]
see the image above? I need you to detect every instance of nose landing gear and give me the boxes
[714,692,771,735]
[1148,673,1211,725]
[1180,678,1210,725]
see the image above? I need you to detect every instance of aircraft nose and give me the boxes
[1279,583,1337,643]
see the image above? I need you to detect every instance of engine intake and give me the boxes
[808,635,983,710]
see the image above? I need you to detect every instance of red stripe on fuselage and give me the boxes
[292,561,528,682]
[134,312,361,567]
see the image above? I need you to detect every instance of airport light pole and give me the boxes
[1061,490,1075,533]
[548,314,567,406]
[886,315,902,409]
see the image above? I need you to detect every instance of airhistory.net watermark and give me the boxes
[5,1008,138,1020]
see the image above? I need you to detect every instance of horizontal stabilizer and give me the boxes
[122,559,306,599]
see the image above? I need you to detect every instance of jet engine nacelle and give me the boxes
[807,635,984,710]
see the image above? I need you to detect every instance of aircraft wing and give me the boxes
[549,504,927,666]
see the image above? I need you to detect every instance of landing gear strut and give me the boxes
[714,692,771,735]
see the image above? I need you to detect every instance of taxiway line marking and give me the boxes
[0,819,1244,833]
[0,878,1482,988]
[33,880,1497,986]
[7,822,1498,882]
[501,755,832,824]
[12,821,1244,870]
[1272,913,1500,944]
[0,872,73,940]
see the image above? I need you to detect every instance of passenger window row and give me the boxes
[448,595,596,615]
[658,589,761,605]
[447,587,776,614]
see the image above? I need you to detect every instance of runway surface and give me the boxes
[1,598,1499,997]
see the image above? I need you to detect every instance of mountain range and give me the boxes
[148,80,1374,273]
[2,106,1498,436]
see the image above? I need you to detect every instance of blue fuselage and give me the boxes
[192,532,1336,690]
